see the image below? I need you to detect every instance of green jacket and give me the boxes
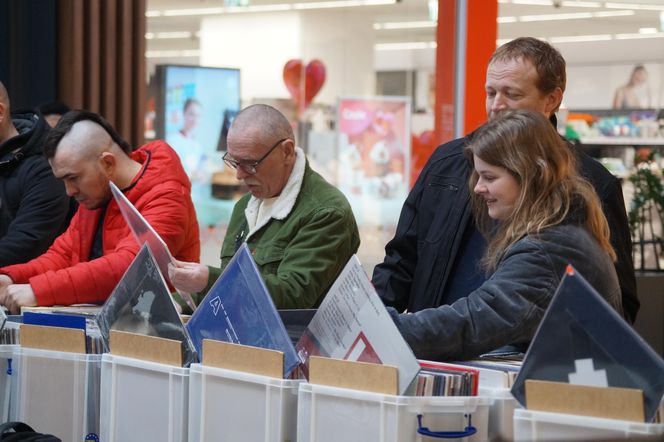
[203,162,360,309]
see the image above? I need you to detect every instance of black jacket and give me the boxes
[0,111,72,266]
[373,133,639,324]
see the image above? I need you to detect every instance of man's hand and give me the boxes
[0,275,14,307]
[0,275,12,289]
[3,284,37,314]
[168,259,209,294]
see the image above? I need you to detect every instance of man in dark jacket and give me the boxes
[0,81,72,267]
[372,37,639,325]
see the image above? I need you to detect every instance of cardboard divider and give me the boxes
[109,330,183,367]
[309,356,398,395]
[202,339,284,379]
[20,324,86,353]
[525,379,645,423]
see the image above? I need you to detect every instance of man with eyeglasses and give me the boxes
[169,104,360,309]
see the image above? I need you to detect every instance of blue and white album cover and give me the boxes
[511,265,664,422]
[186,243,301,377]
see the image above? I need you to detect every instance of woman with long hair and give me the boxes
[389,109,623,361]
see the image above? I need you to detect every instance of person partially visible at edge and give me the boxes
[388,110,623,361]
[372,36,638,325]
[169,104,360,310]
[168,98,204,181]
[0,110,200,313]
[38,101,71,128]
[0,81,73,267]
[613,64,651,110]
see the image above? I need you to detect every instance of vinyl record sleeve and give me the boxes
[97,243,197,366]
[511,266,664,422]
[186,243,300,377]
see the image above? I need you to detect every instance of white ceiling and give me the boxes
[145,0,664,64]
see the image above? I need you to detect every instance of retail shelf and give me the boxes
[579,137,664,146]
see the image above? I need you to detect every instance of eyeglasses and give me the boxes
[222,138,288,175]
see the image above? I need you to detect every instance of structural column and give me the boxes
[434,0,498,145]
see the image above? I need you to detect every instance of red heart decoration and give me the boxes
[283,59,326,112]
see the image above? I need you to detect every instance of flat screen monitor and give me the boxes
[153,64,242,225]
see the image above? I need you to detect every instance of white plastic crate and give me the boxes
[478,386,520,442]
[297,382,490,442]
[15,346,101,442]
[100,353,189,442]
[0,344,19,423]
[188,363,301,442]
[514,408,664,441]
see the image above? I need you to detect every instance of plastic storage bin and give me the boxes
[0,345,18,423]
[15,346,101,442]
[478,386,520,442]
[297,382,490,442]
[100,353,189,442]
[514,408,664,441]
[188,363,301,441]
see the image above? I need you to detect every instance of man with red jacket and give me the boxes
[0,110,200,313]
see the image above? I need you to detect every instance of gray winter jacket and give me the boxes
[389,223,622,361]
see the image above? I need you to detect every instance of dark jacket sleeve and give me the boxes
[598,175,638,324]
[389,240,559,361]
[0,158,70,267]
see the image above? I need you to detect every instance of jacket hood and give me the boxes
[128,140,192,195]
[0,111,48,170]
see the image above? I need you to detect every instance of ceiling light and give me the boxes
[510,0,553,5]
[162,7,224,16]
[150,0,396,17]
[145,50,201,58]
[373,21,436,30]
[375,41,437,51]
[593,10,635,18]
[605,2,664,11]
[549,34,612,43]
[615,31,664,39]
[520,12,593,22]
[157,31,193,39]
[231,4,292,12]
[498,16,518,23]
[294,0,394,8]
[561,1,601,6]
[513,9,633,22]
[639,27,658,33]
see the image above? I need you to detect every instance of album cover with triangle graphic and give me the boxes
[185,243,300,377]
[511,265,664,422]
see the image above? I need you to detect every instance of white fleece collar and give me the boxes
[244,147,305,239]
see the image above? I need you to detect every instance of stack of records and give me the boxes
[415,360,479,397]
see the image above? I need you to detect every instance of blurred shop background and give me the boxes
[140,0,664,270]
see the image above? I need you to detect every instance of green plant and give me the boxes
[628,151,664,272]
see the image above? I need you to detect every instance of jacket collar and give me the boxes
[0,112,43,167]
[245,147,306,239]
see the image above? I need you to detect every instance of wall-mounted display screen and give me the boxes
[153,65,242,226]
